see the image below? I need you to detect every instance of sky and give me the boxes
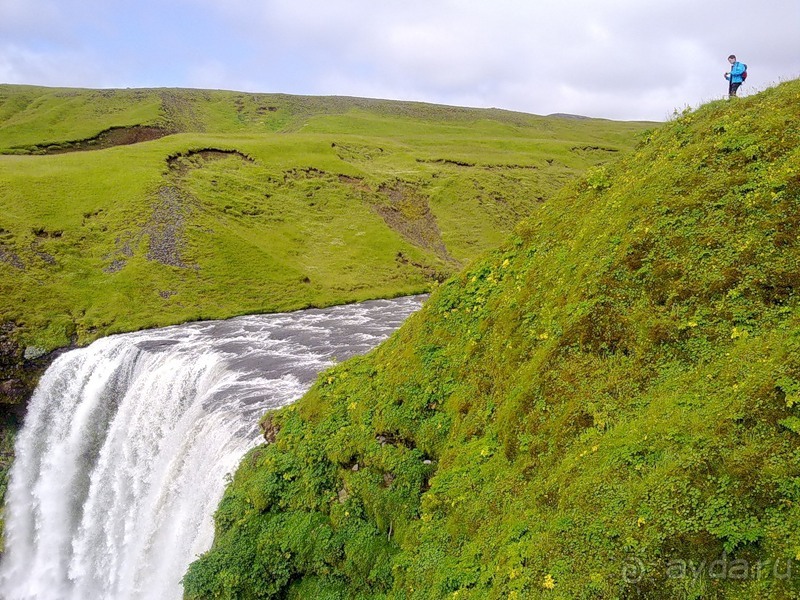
[1,0,798,121]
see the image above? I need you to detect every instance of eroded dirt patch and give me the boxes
[105,148,253,271]
[416,158,539,171]
[570,145,620,157]
[329,172,457,264]
[22,126,171,155]
[102,185,194,272]
[144,186,193,268]
[0,229,24,270]
[416,157,476,168]
[374,181,455,264]
[0,246,24,270]
[143,149,253,269]
[166,148,255,179]
[337,174,371,192]
[260,163,458,268]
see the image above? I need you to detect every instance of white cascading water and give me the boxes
[0,296,424,600]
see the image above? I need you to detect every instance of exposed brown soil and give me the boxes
[281,167,331,184]
[0,228,23,270]
[337,174,371,192]
[278,162,456,265]
[570,145,620,155]
[416,157,476,168]
[273,165,457,269]
[0,247,24,270]
[395,251,450,282]
[25,125,172,155]
[260,413,281,444]
[104,148,256,272]
[374,181,456,264]
[166,148,254,178]
[104,182,194,271]
[416,158,539,170]
[144,185,192,268]
[332,172,457,265]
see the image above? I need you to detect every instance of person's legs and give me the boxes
[729,82,742,98]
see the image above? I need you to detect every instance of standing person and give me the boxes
[725,55,747,98]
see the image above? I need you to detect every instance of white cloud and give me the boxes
[1,0,798,119]
[0,44,106,88]
[0,0,59,35]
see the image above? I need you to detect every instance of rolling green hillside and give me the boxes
[185,80,800,599]
[0,85,646,356]
[0,84,648,550]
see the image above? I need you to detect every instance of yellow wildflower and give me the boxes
[542,574,556,589]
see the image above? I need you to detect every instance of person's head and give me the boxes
[728,55,737,63]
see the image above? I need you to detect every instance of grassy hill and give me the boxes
[0,84,648,549]
[0,85,646,356]
[184,79,800,599]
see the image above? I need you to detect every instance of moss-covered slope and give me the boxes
[185,80,800,599]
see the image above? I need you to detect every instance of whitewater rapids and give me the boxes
[0,296,424,600]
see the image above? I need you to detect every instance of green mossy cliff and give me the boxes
[185,80,800,599]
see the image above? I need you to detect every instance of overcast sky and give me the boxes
[1,0,798,121]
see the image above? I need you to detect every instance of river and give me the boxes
[0,295,425,600]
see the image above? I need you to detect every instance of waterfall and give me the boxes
[0,296,424,600]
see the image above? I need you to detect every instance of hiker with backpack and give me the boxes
[725,55,747,98]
